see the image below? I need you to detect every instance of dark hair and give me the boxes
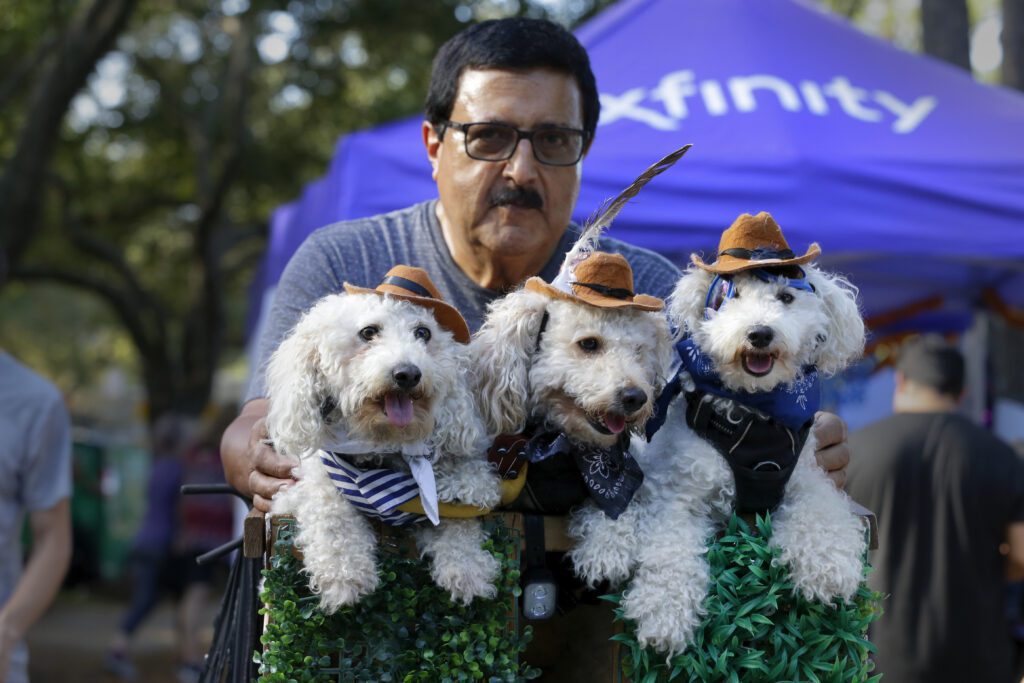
[896,335,965,397]
[425,18,599,139]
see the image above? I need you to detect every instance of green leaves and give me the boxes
[255,518,532,682]
[613,513,883,683]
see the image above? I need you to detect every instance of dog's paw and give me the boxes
[773,519,866,604]
[315,564,380,613]
[435,459,502,509]
[623,578,702,656]
[431,545,500,605]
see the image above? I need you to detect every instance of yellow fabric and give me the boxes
[395,463,529,518]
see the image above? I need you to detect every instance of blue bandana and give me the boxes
[647,337,819,439]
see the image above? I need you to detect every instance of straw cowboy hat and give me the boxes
[344,265,471,343]
[525,252,664,311]
[691,212,821,275]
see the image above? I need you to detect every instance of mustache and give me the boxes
[490,186,543,210]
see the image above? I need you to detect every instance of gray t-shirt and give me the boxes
[0,352,72,683]
[247,200,681,400]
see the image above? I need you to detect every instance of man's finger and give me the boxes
[253,445,299,479]
[249,469,293,503]
[813,411,846,449]
[253,493,275,514]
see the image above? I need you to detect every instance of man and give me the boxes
[846,336,1024,682]
[221,16,850,678]
[0,350,73,683]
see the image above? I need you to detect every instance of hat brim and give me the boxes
[343,283,471,343]
[690,243,821,274]
[524,277,664,312]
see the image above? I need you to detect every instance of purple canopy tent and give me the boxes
[259,0,1024,337]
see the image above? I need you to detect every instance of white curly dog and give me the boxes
[471,252,675,586]
[265,268,501,613]
[620,215,868,656]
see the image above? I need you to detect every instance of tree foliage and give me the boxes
[0,0,609,420]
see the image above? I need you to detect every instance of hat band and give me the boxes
[719,247,795,261]
[381,275,433,298]
[573,281,634,300]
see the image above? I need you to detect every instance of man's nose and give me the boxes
[503,138,540,185]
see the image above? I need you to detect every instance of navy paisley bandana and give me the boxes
[524,431,644,520]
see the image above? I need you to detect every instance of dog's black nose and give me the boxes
[747,326,774,349]
[392,364,421,390]
[618,387,648,415]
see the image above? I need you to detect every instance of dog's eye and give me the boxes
[777,291,795,305]
[358,325,379,341]
[577,337,601,353]
[414,326,431,342]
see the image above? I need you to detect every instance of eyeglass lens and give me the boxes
[462,123,584,165]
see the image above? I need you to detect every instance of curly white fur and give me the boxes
[622,263,869,655]
[266,293,500,612]
[471,287,676,588]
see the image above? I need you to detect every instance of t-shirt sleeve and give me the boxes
[23,391,72,511]
[246,230,346,401]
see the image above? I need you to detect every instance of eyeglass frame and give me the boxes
[437,120,591,167]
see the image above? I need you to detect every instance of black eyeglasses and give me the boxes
[440,120,588,166]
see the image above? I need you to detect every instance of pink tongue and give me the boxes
[384,392,414,427]
[746,354,773,374]
[604,412,626,434]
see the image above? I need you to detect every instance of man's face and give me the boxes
[424,68,585,267]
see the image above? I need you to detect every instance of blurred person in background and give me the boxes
[846,335,1024,682]
[106,412,217,683]
[0,348,73,683]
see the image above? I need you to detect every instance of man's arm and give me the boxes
[0,499,71,682]
[812,411,850,489]
[221,399,297,513]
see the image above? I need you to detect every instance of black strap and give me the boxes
[524,514,547,569]
[571,281,634,300]
[719,247,796,260]
[380,275,433,298]
[533,310,550,353]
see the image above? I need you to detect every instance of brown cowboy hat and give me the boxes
[691,212,821,275]
[344,265,471,343]
[524,252,664,311]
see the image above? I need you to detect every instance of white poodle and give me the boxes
[621,251,868,655]
[265,277,502,613]
[471,254,675,587]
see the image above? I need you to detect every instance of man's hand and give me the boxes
[812,411,850,490]
[221,399,298,513]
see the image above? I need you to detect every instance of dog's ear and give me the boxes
[667,266,715,338]
[265,309,333,458]
[470,289,550,436]
[434,355,489,459]
[648,311,678,396]
[805,265,866,375]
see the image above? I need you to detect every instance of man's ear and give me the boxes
[423,120,441,180]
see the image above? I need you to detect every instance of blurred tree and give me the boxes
[1005,0,1024,88]
[0,0,611,420]
[921,0,972,69]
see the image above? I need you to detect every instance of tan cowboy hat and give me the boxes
[344,265,471,343]
[691,212,821,275]
[524,252,664,311]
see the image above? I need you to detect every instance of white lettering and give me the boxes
[873,91,938,133]
[597,71,937,134]
[799,80,829,115]
[599,89,678,130]
[728,75,802,113]
[651,69,697,118]
[700,80,729,116]
[823,76,881,122]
